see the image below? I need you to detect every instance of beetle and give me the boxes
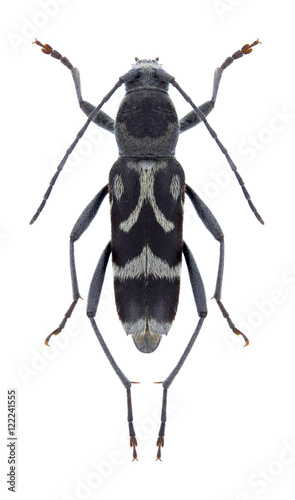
[31,39,263,460]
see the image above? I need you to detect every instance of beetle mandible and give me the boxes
[31,39,263,460]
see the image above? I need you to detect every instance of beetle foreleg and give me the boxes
[33,39,115,133]
[179,40,261,133]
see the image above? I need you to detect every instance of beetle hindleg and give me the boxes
[87,242,138,461]
[45,186,108,346]
[156,241,207,460]
[186,184,249,346]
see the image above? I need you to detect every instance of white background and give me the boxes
[1,1,295,499]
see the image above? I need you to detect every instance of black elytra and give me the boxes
[31,40,262,461]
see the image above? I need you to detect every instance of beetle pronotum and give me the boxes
[32,39,262,460]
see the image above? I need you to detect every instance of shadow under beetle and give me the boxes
[31,39,263,460]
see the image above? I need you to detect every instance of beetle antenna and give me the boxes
[30,80,122,224]
[172,79,264,225]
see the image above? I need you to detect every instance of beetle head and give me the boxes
[120,58,174,92]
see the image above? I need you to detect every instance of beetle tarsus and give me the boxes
[235,328,250,347]
[216,299,250,345]
[156,437,164,461]
[130,437,138,461]
[33,38,52,55]
[44,299,80,346]
[44,328,60,347]
[242,39,261,55]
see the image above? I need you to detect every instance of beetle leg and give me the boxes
[179,40,261,134]
[45,185,108,346]
[33,39,115,133]
[87,243,138,461]
[179,101,214,133]
[156,241,207,460]
[185,184,249,346]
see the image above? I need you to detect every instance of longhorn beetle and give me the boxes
[31,39,263,460]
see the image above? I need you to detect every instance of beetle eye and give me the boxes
[155,57,159,62]
[135,57,139,62]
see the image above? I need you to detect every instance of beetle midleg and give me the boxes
[156,241,207,460]
[44,185,108,346]
[185,184,249,346]
[87,242,138,460]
